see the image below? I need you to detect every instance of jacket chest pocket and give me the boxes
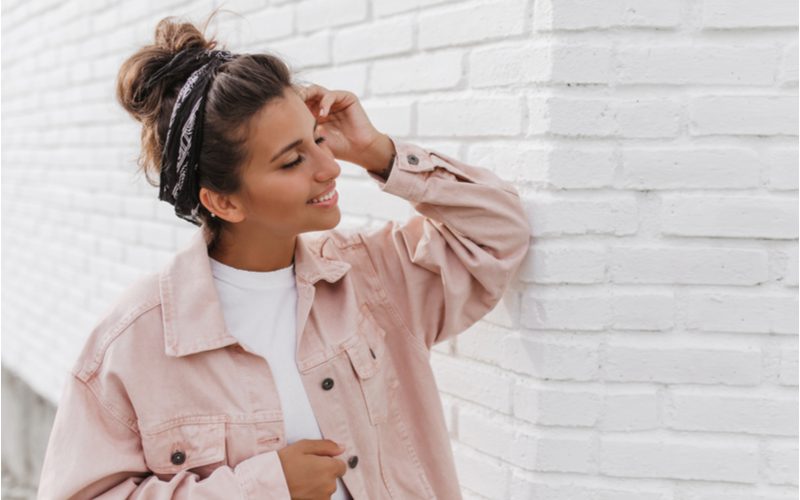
[344,305,394,426]
[140,420,227,478]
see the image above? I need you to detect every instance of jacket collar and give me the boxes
[158,226,351,357]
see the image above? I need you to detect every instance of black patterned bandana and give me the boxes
[156,48,237,226]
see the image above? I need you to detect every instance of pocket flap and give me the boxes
[344,335,380,380]
[141,421,226,474]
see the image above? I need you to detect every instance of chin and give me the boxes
[303,211,342,235]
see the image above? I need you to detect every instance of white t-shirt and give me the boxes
[209,256,352,500]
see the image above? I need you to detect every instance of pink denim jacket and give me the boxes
[37,136,531,499]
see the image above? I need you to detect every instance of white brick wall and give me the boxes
[2,0,797,498]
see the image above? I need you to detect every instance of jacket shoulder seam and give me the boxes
[73,297,162,383]
[71,372,141,435]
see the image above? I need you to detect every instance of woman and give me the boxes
[37,12,531,500]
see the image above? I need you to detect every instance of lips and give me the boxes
[308,183,336,203]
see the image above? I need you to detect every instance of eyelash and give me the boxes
[282,137,327,169]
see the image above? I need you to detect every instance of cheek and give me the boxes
[248,178,308,213]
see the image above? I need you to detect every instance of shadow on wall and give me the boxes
[2,365,56,499]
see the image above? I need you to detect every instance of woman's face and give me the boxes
[215,88,342,237]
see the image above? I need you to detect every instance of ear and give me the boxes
[199,187,246,223]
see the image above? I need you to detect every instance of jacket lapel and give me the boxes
[159,227,351,358]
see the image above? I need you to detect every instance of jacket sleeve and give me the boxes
[357,135,531,350]
[37,372,292,500]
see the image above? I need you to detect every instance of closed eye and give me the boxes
[282,136,327,169]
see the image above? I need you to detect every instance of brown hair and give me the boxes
[115,9,299,254]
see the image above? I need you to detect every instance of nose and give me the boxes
[313,149,341,182]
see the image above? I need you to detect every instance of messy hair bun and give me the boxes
[116,13,218,186]
[115,10,296,253]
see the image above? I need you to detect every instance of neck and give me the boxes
[208,227,297,272]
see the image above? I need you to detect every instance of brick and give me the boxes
[503,333,600,380]
[418,96,522,136]
[535,0,681,31]
[603,344,762,385]
[765,148,799,190]
[530,97,680,138]
[332,15,413,63]
[779,42,798,86]
[601,391,660,431]
[764,440,799,485]
[686,293,798,335]
[702,0,799,28]
[418,0,526,49]
[618,46,780,85]
[547,148,615,188]
[270,30,331,69]
[470,44,550,87]
[668,390,798,436]
[609,246,769,285]
[661,195,798,239]
[372,49,462,94]
[458,406,515,459]
[514,482,668,500]
[520,292,612,331]
[601,437,759,482]
[778,244,799,288]
[779,346,798,386]
[517,244,607,284]
[611,293,674,330]
[510,432,595,473]
[524,193,638,236]
[513,383,602,426]
[456,322,513,366]
[690,96,799,136]
[472,43,612,86]
[373,0,453,17]
[431,352,513,413]
[620,148,761,189]
[296,0,367,33]
[452,442,510,500]
[238,6,300,48]
[467,145,549,184]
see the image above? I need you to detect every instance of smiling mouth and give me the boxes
[307,184,336,203]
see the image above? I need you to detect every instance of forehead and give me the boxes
[246,90,309,163]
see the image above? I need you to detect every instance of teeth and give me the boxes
[310,190,335,204]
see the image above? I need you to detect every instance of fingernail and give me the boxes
[320,107,326,116]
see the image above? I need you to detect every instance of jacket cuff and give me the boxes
[235,450,292,499]
[366,135,445,201]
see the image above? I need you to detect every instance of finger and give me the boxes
[301,83,327,104]
[319,91,340,117]
[331,457,347,477]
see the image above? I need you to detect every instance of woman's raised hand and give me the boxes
[294,83,388,169]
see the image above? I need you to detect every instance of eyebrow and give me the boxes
[270,119,319,163]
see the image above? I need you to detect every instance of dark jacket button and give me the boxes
[322,378,334,390]
[407,154,419,165]
[369,347,376,359]
[171,451,186,465]
[348,455,358,468]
